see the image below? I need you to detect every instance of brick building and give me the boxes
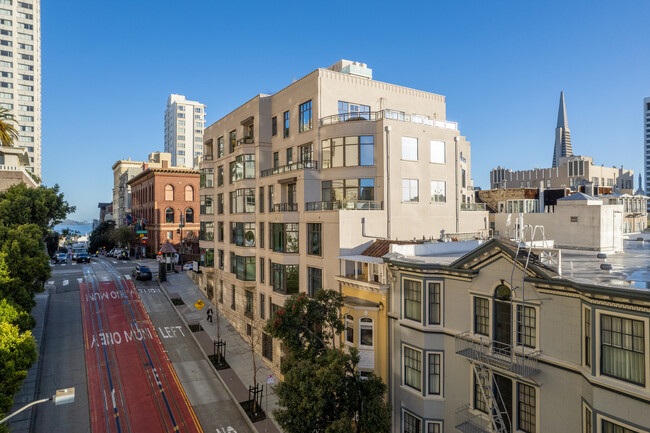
[128,165,200,258]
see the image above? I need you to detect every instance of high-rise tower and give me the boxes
[0,1,41,176]
[644,97,650,197]
[164,94,206,168]
[552,91,573,168]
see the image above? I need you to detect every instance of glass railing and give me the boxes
[271,203,298,212]
[260,160,318,177]
[319,110,458,130]
[461,203,487,211]
[305,200,383,211]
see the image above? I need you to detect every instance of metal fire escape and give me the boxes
[455,223,546,433]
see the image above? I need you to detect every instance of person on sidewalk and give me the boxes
[206,307,213,323]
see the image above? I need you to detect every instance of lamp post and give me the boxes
[177,209,185,266]
[0,388,75,425]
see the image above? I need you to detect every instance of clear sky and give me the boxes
[41,0,650,221]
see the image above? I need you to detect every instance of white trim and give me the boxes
[596,413,644,433]
[402,277,423,324]
[359,317,374,349]
[514,303,539,351]
[583,306,593,370]
[426,351,443,398]
[401,343,423,394]
[426,280,443,326]
[582,402,593,433]
[401,408,422,433]
[425,420,443,433]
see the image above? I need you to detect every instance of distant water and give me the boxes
[54,224,93,235]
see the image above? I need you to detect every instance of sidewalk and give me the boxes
[159,271,281,433]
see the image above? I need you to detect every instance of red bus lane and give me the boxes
[80,270,203,433]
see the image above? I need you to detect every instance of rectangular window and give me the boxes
[273,152,279,169]
[321,136,374,168]
[270,263,299,295]
[518,383,536,433]
[402,179,419,202]
[403,346,422,391]
[426,422,442,433]
[271,116,277,136]
[259,257,265,284]
[199,222,214,241]
[260,294,266,319]
[259,187,264,213]
[430,140,446,163]
[218,250,224,270]
[229,130,236,153]
[283,110,289,138]
[428,282,441,325]
[229,188,255,213]
[600,314,645,385]
[474,373,488,413]
[217,136,224,158]
[345,315,354,343]
[245,290,254,318]
[359,318,373,347]
[585,308,592,367]
[517,305,537,348]
[271,223,299,253]
[217,165,224,186]
[262,332,273,361]
[307,223,322,256]
[307,267,322,297]
[167,231,173,240]
[431,181,446,203]
[217,193,224,214]
[229,154,256,182]
[428,353,441,395]
[219,280,224,302]
[299,100,312,132]
[584,406,592,433]
[402,136,418,160]
[286,147,293,164]
[231,285,236,309]
[259,222,265,249]
[230,254,256,281]
[474,297,489,336]
[601,419,638,433]
[404,279,422,322]
[403,411,421,433]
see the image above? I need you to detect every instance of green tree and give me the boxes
[0,107,18,147]
[43,230,60,257]
[89,220,116,253]
[264,291,391,433]
[112,226,134,249]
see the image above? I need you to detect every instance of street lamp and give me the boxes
[0,388,75,425]
[177,209,185,266]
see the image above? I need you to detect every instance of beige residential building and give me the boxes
[0,146,38,190]
[196,60,488,370]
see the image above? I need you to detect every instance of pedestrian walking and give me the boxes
[207,307,213,323]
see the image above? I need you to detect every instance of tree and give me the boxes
[112,226,134,250]
[88,220,116,253]
[0,107,18,147]
[264,291,391,433]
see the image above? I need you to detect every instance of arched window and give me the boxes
[345,315,354,344]
[185,185,194,201]
[165,184,174,201]
[185,208,194,223]
[359,317,373,348]
[493,284,512,351]
[165,208,174,223]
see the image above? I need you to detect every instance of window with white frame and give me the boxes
[600,314,645,385]
[345,314,354,344]
[516,305,536,348]
[474,297,489,336]
[430,140,445,164]
[518,383,536,433]
[583,405,592,433]
[601,419,639,433]
[402,179,419,202]
[473,372,488,413]
[584,307,592,368]
[402,136,418,160]
[359,318,373,348]
[431,181,446,203]
[426,421,442,433]
[428,282,441,325]
[403,279,422,322]
[403,411,421,433]
[428,353,441,395]
[403,346,422,391]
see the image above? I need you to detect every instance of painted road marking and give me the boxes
[72,262,77,265]
[47,280,54,285]
[216,427,238,433]
[102,276,109,281]
[88,325,186,347]
[124,275,131,280]
[77,278,83,284]
[84,287,161,302]
[61,264,66,267]
[112,261,118,264]
[62,279,69,286]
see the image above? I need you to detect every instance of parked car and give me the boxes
[76,252,90,263]
[132,264,152,281]
[117,250,130,260]
[52,252,67,264]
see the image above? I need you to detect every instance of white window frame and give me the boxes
[583,306,592,369]
[427,281,443,326]
[402,277,423,324]
[402,344,423,393]
[425,421,443,433]
[594,310,649,389]
[596,413,643,433]
[402,409,422,433]
[358,317,374,349]
[430,180,446,203]
[402,136,418,161]
[582,402,593,433]
[430,140,446,164]
[402,179,419,203]
[427,351,443,397]
[514,303,539,350]
[345,314,354,345]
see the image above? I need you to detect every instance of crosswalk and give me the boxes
[47,274,138,286]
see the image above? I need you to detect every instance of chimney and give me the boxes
[162,160,169,169]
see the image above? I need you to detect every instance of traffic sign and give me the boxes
[267,374,274,384]
[137,230,147,234]
[194,300,205,310]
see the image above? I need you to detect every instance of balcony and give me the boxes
[319,109,458,130]
[461,203,487,211]
[260,160,318,178]
[305,200,383,211]
[271,203,298,212]
[236,136,254,147]
[455,332,540,378]
[455,404,491,433]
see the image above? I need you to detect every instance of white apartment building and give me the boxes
[196,60,487,372]
[164,94,206,168]
[0,0,40,176]
[644,97,650,200]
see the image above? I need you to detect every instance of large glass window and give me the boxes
[338,101,370,119]
[474,297,489,336]
[428,282,441,325]
[321,179,374,202]
[270,263,299,295]
[359,318,373,348]
[229,130,236,153]
[403,411,421,433]
[430,140,446,163]
[165,184,174,201]
[283,111,289,138]
[601,314,645,385]
[217,136,224,158]
[271,223,299,253]
[404,279,422,322]
[518,383,536,433]
[271,117,277,136]
[203,248,214,267]
[200,195,214,215]
[602,420,638,433]
[402,179,419,202]
[307,223,321,256]
[307,267,322,297]
[517,305,537,348]
[299,100,312,132]
[402,136,418,160]
[229,253,255,281]
[322,135,374,168]
[217,166,224,186]
[431,181,446,203]
[230,154,255,182]
[200,168,214,188]
[165,208,174,223]
[428,353,440,395]
[200,221,214,241]
[229,188,255,213]
[404,346,422,391]
[230,222,255,247]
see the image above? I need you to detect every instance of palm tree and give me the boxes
[0,107,19,147]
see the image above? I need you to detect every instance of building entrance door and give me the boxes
[493,374,513,433]
[494,285,512,354]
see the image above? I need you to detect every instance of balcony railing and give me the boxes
[461,203,487,211]
[305,200,383,211]
[455,404,491,433]
[319,110,458,130]
[236,136,254,147]
[271,203,298,212]
[260,160,318,177]
[455,332,541,378]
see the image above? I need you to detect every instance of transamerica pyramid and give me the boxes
[552,91,573,167]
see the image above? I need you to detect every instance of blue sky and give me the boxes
[41,0,650,221]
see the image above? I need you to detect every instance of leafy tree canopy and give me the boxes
[89,220,116,253]
[0,319,37,418]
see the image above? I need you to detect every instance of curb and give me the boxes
[155,277,262,433]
